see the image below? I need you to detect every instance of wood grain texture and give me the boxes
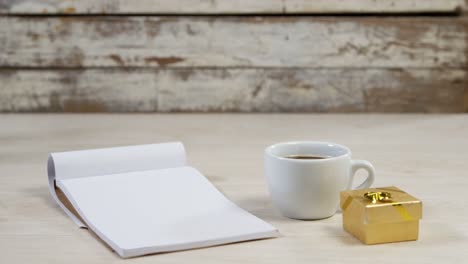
[1,114,468,263]
[1,69,466,113]
[0,16,466,68]
[0,70,158,112]
[0,0,462,14]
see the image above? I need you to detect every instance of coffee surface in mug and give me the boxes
[284,155,331,160]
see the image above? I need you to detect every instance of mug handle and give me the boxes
[347,160,375,190]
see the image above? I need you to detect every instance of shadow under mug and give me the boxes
[264,141,375,220]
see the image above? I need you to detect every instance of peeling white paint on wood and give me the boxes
[0,69,465,113]
[0,70,158,112]
[0,0,462,14]
[268,69,467,112]
[0,17,465,68]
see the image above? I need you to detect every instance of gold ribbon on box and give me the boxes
[342,189,413,221]
[364,191,392,203]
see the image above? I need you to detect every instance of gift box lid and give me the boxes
[340,186,422,224]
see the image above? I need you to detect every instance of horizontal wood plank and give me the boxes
[0,0,462,14]
[1,16,466,68]
[0,69,158,112]
[0,69,465,113]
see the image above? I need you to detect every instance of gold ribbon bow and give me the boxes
[364,191,392,203]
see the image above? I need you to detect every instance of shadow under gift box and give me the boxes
[340,186,422,245]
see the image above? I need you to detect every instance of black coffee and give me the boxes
[284,155,330,160]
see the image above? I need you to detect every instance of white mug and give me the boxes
[264,141,375,220]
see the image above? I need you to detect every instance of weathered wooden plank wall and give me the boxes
[1,17,466,68]
[1,69,465,112]
[0,0,467,113]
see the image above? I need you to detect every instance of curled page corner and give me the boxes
[48,154,86,227]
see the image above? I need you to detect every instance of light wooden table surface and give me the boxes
[1,114,467,263]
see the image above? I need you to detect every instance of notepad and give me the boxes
[48,142,278,258]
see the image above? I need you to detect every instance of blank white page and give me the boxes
[57,166,278,258]
[48,142,186,227]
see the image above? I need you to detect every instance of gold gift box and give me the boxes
[340,186,422,244]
